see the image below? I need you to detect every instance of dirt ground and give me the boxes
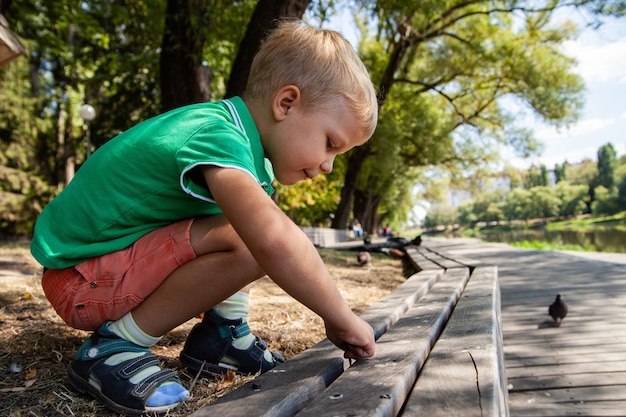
[0,243,405,417]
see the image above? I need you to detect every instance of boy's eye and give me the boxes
[327,139,334,150]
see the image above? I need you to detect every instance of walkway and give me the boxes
[423,238,626,416]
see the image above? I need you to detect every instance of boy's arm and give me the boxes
[203,166,375,359]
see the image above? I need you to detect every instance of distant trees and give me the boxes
[424,142,626,230]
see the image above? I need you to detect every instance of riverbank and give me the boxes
[441,212,626,253]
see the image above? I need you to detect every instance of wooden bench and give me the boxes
[300,227,352,247]
[189,245,509,417]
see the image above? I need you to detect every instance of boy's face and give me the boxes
[263,89,367,186]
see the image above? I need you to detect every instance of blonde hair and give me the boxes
[243,20,378,140]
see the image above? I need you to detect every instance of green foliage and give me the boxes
[554,162,568,183]
[422,204,458,230]
[596,142,618,191]
[510,240,595,252]
[1,0,625,237]
[340,0,597,231]
[526,164,549,188]
[529,186,561,219]
[554,181,587,217]
[502,188,532,223]
[591,185,620,216]
[0,166,56,237]
[425,141,626,230]
[276,174,343,226]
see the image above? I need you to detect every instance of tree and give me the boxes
[554,162,568,183]
[529,186,560,220]
[554,181,587,217]
[618,175,626,209]
[503,188,533,224]
[596,142,618,191]
[527,164,550,188]
[332,0,605,230]
[225,0,312,98]
[160,0,212,112]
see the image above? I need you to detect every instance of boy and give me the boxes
[30,20,378,415]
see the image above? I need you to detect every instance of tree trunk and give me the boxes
[160,0,211,112]
[331,145,371,229]
[353,179,383,234]
[331,26,411,229]
[225,0,311,98]
[0,0,13,15]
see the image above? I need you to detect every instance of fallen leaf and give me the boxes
[216,369,236,391]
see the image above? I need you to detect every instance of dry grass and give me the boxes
[0,243,405,417]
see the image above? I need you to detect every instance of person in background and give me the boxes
[351,218,363,238]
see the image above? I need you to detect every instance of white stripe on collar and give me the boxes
[223,99,246,135]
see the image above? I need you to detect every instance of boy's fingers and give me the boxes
[344,344,375,359]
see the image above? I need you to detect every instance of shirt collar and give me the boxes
[223,97,275,195]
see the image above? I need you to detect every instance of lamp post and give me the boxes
[79,104,96,159]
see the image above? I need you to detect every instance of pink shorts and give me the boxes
[41,219,197,331]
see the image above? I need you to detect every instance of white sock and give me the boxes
[107,312,161,347]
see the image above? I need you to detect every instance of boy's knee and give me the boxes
[190,216,262,273]
[190,216,246,254]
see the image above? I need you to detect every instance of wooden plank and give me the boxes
[508,401,626,417]
[508,385,626,417]
[414,246,467,269]
[405,247,443,271]
[415,238,626,417]
[293,268,471,417]
[508,370,626,392]
[504,334,626,348]
[505,351,626,367]
[402,266,509,417]
[421,246,479,268]
[190,269,443,417]
[506,359,626,379]
[361,269,442,340]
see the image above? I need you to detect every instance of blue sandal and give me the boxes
[180,309,284,375]
[68,323,187,416]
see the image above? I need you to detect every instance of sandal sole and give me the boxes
[179,351,247,376]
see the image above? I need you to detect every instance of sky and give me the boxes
[327,8,626,170]
[510,14,626,169]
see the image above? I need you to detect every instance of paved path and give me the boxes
[422,238,626,417]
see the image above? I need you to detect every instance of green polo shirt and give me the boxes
[31,97,274,268]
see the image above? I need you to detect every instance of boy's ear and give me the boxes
[272,85,301,121]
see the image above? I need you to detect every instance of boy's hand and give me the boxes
[325,314,375,360]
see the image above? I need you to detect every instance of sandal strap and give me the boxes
[111,353,180,399]
[115,354,160,378]
[217,321,250,340]
[75,324,149,361]
[206,309,251,340]
[132,368,180,399]
[76,338,148,361]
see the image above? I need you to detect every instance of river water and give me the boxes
[480,228,626,253]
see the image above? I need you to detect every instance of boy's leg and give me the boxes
[62,215,274,414]
[180,285,284,375]
[178,216,284,375]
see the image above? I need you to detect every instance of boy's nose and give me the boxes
[320,160,333,174]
